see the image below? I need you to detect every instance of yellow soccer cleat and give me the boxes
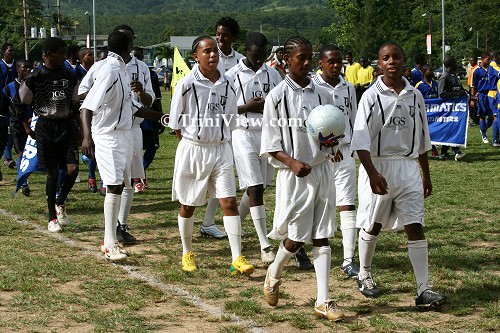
[182,251,197,272]
[229,256,254,275]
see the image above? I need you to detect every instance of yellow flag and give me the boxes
[171,47,191,95]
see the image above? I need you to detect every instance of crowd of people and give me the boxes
[4,15,499,322]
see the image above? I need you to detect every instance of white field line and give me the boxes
[1,208,268,333]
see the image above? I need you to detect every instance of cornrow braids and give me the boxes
[192,36,215,53]
[284,36,312,56]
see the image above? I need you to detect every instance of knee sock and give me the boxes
[269,241,295,280]
[492,118,499,142]
[46,177,57,221]
[238,191,250,221]
[55,172,77,206]
[56,168,66,190]
[104,193,121,247]
[486,117,493,130]
[88,158,96,179]
[358,229,379,279]
[408,239,429,296]
[178,215,194,255]
[118,187,134,225]
[202,198,219,227]
[313,245,331,306]
[223,215,242,262]
[340,210,358,266]
[250,205,271,250]
[479,119,487,138]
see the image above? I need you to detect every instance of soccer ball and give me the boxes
[307,104,346,143]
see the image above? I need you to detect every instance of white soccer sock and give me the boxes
[408,239,429,296]
[118,187,134,225]
[103,193,121,247]
[358,229,379,279]
[202,198,219,227]
[269,241,295,280]
[239,191,250,221]
[250,205,271,250]
[178,215,194,255]
[223,215,242,262]
[340,210,358,266]
[313,245,331,306]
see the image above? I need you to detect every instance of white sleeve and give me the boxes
[417,92,432,154]
[350,93,373,152]
[80,70,114,113]
[260,91,283,157]
[168,81,185,130]
[142,64,155,107]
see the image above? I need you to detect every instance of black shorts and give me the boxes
[10,122,28,154]
[0,122,7,148]
[35,117,79,170]
[142,130,159,150]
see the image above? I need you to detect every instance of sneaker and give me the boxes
[454,152,465,161]
[48,219,62,233]
[104,243,128,261]
[492,140,500,147]
[3,158,15,169]
[116,224,137,244]
[20,185,31,197]
[229,256,254,275]
[294,247,313,270]
[200,224,227,239]
[88,178,97,193]
[182,251,197,272]
[314,299,345,321]
[438,153,450,161]
[482,136,489,144]
[55,204,72,226]
[340,260,360,279]
[261,247,276,264]
[142,178,149,189]
[263,267,281,306]
[431,150,439,158]
[415,289,447,307]
[357,273,381,298]
[134,179,144,193]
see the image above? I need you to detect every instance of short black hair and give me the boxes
[43,37,66,54]
[66,44,80,59]
[318,44,341,59]
[16,59,31,69]
[113,24,134,37]
[378,41,405,58]
[107,31,129,55]
[413,52,426,65]
[192,36,215,53]
[245,32,267,50]
[1,42,14,53]
[215,17,240,36]
[443,55,457,68]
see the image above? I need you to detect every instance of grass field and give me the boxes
[0,89,498,332]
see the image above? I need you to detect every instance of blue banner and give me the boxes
[15,116,44,192]
[425,95,468,147]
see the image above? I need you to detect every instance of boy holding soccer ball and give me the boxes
[350,42,447,307]
[260,36,344,321]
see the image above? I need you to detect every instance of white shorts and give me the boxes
[93,131,133,188]
[332,144,357,206]
[172,139,237,206]
[130,125,145,179]
[357,158,425,231]
[268,160,336,242]
[232,129,274,189]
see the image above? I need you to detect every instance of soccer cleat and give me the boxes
[47,219,62,233]
[415,289,447,307]
[492,140,500,147]
[104,243,128,261]
[200,224,227,239]
[101,241,128,255]
[55,204,72,226]
[88,178,97,193]
[340,260,360,279]
[229,256,254,275]
[454,152,465,161]
[20,185,31,197]
[116,224,137,244]
[482,136,489,144]
[431,149,439,158]
[357,273,381,297]
[261,247,276,264]
[438,153,450,161]
[263,267,281,306]
[134,179,144,193]
[3,158,15,169]
[294,247,313,270]
[314,299,345,321]
[181,251,197,272]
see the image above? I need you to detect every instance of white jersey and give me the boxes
[217,47,244,73]
[260,76,334,168]
[226,59,282,130]
[78,60,105,95]
[80,52,142,135]
[168,64,238,144]
[312,74,357,145]
[350,76,431,158]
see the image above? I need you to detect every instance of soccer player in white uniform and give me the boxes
[261,36,345,322]
[201,16,245,239]
[225,32,282,264]
[350,41,447,308]
[79,25,155,245]
[169,36,254,275]
[313,44,360,278]
[80,31,166,261]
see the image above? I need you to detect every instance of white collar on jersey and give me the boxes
[218,47,237,58]
[106,51,126,69]
[192,63,227,84]
[236,58,267,74]
[375,76,414,94]
[313,73,347,89]
[284,75,315,91]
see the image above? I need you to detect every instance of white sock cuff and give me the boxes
[178,215,194,224]
[312,245,331,257]
[279,241,296,256]
[340,210,357,230]
[104,192,120,203]
[223,215,241,235]
[360,228,379,241]
[249,205,266,219]
[408,239,428,248]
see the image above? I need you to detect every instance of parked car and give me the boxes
[433,66,467,80]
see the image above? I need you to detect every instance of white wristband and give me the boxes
[160,114,169,127]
